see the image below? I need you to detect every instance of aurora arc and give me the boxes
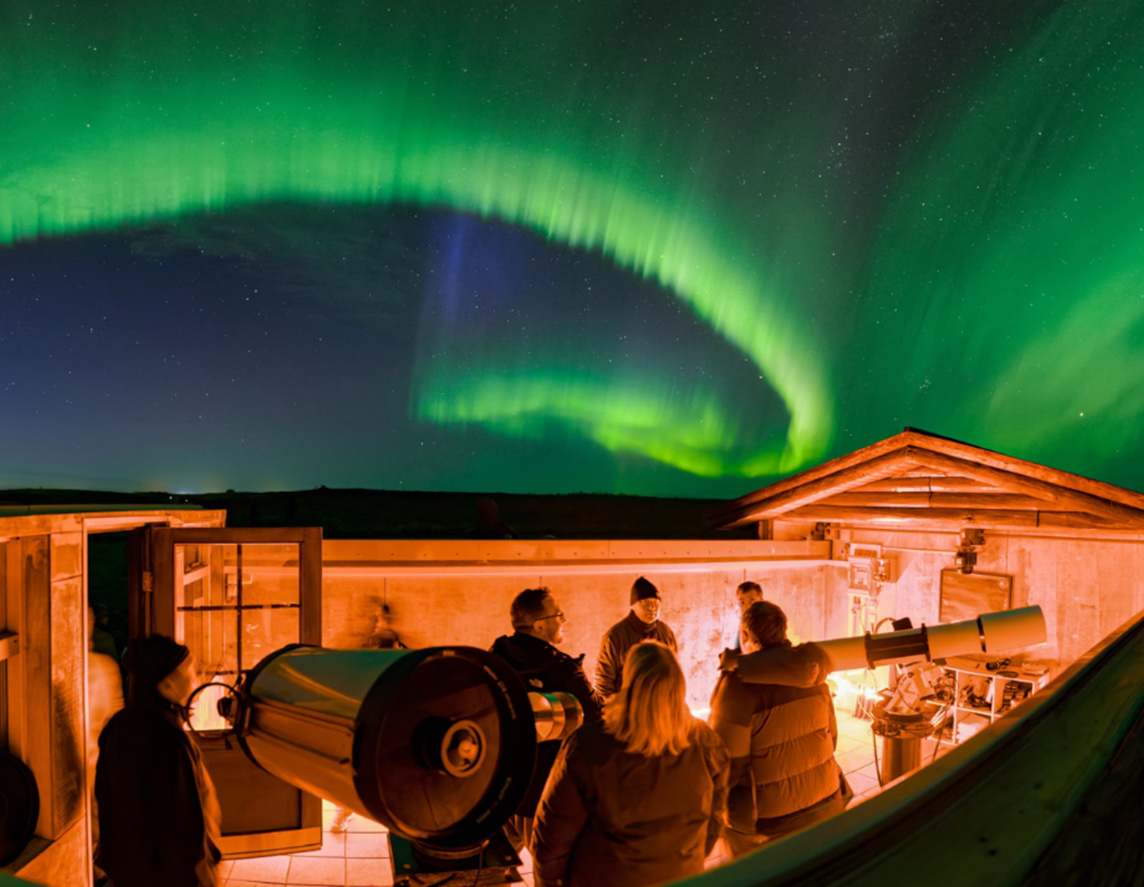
[0,5,833,480]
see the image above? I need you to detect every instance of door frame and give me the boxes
[133,524,325,857]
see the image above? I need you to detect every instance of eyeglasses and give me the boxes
[536,611,566,623]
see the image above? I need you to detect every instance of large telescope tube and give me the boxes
[815,605,1047,671]
[233,645,566,852]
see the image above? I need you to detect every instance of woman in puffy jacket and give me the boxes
[533,640,729,887]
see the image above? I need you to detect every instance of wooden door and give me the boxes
[131,526,324,857]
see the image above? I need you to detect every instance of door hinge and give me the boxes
[142,571,153,593]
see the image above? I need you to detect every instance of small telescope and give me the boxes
[216,645,582,883]
[814,605,1046,672]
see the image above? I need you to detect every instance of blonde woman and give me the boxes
[533,641,729,887]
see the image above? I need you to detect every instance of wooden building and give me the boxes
[3,428,1144,885]
[700,428,1144,886]
[0,506,225,886]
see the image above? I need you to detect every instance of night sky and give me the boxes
[2,1,1142,498]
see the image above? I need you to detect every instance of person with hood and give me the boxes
[95,635,221,887]
[533,640,728,887]
[491,587,603,850]
[594,577,677,700]
[708,601,847,856]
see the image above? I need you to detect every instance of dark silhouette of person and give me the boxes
[96,636,221,887]
[471,497,516,539]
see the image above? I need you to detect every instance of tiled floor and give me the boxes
[220,802,536,887]
[836,705,956,806]
[221,803,404,887]
[221,707,946,886]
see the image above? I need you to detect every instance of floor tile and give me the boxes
[836,731,872,755]
[348,816,387,833]
[846,763,882,795]
[229,855,291,884]
[346,857,395,886]
[836,748,874,775]
[346,832,389,858]
[219,860,235,878]
[287,856,346,886]
[294,833,347,858]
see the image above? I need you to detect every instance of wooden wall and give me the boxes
[1,509,221,887]
[817,525,1144,668]
[319,539,831,710]
[2,534,89,887]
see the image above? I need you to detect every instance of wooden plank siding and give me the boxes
[716,429,1144,532]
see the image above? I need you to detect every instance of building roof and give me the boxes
[716,428,1144,531]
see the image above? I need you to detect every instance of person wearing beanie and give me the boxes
[95,635,222,887]
[594,577,678,699]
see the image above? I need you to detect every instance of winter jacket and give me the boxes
[594,611,677,698]
[708,641,841,836]
[533,719,729,887]
[95,693,222,887]
[490,631,604,815]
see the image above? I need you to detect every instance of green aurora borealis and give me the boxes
[3,0,1144,495]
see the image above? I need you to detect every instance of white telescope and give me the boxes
[814,605,1046,672]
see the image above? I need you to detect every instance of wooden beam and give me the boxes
[896,430,1144,511]
[911,448,1144,528]
[824,492,1099,512]
[893,465,953,478]
[722,431,925,516]
[784,505,1125,530]
[716,449,922,527]
[787,505,1036,527]
[858,476,1007,494]
[1037,512,1133,531]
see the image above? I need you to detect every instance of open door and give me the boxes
[129,526,323,857]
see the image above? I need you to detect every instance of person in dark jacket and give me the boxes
[708,601,845,857]
[534,640,729,887]
[594,577,677,699]
[491,587,604,850]
[96,635,221,887]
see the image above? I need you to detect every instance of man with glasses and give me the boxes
[491,587,603,850]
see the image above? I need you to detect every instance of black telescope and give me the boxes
[219,643,581,875]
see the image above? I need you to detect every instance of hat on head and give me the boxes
[125,635,190,691]
[630,576,661,605]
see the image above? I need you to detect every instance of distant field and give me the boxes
[0,486,755,540]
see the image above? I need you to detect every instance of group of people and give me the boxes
[494,577,848,887]
[91,577,846,887]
